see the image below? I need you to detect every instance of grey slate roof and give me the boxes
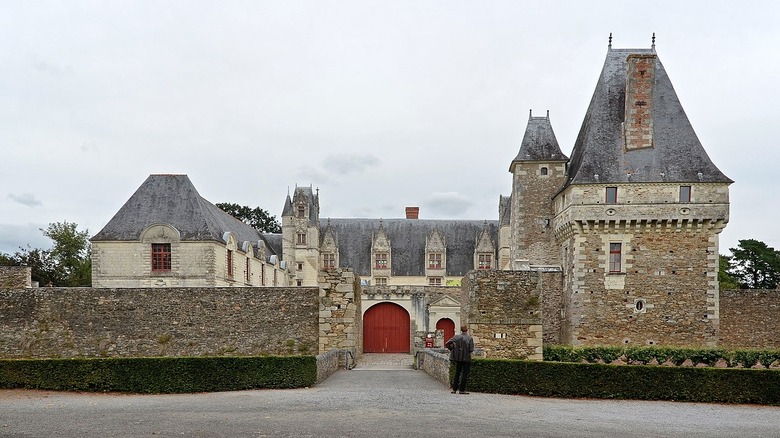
[563,48,732,188]
[91,175,270,252]
[510,113,568,169]
[324,218,499,277]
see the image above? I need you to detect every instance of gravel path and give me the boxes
[1,354,778,437]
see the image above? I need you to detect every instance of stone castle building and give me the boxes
[91,40,731,353]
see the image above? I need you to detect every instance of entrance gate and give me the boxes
[363,302,410,353]
[436,318,455,344]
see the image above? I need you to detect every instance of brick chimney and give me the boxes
[624,54,656,151]
[405,207,419,219]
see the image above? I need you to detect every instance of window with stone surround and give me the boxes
[428,253,442,269]
[540,167,548,175]
[323,253,336,269]
[375,253,388,269]
[297,205,305,218]
[478,253,492,270]
[428,277,442,286]
[151,243,171,272]
[606,187,618,204]
[609,243,622,273]
[227,250,234,278]
[679,185,691,203]
[296,232,307,245]
[375,277,387,286]
[246,258,251,283]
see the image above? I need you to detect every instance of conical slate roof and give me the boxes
[510,111,568,171]
[92,174,264,245]
[563,47,731,188]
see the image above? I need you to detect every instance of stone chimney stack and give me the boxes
[405,207,419,219]
[624,54,656,151]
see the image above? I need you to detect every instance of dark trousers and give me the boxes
[452,360,471,392]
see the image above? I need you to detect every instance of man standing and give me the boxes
[445,325,474,394]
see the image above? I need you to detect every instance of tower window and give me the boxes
[296,233,307,245]
[151,243,171,272]
[606,187,618,204]
[297,205,306,218]
[679,186,691,203]
[540,167,548,175]
[609,243,622,273]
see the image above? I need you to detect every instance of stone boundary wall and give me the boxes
[319,269,362,355]
[0,287,319,358]
[415,348,451,386]
[720,289,780,348]
[316,349,341,383]
[0,266,31,288]
[461,270,548,360]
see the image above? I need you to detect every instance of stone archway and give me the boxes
[436,318,455,344]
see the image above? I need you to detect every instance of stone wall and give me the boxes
[319,269,362,355]
[416,349,451,386]
[461,270,545,360]
[720,289,780,348]
[0,286,319,358]
[0,266,32,288]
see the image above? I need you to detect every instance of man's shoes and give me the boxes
[451,390,457,394]
[459,391,469,395]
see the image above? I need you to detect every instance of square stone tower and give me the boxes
[552,43,732,347]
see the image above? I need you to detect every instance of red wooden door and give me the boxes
[436,318,455,344]
[363,302,410,353]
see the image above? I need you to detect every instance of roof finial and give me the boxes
[529,109,532,120]
[546,109,550,119]
[651,32,656,51]
[608,32,612,49]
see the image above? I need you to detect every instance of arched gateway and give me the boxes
[436,318,455,344]
[363,302,410,353]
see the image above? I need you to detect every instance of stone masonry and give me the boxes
[0,266,32,288]
[318,268,362,355]
[461,270,552,360]
[719,289,780,348]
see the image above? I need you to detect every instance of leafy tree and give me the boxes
[727,239,780,289]
[0,221,91,287]
[718,254,740,290]
[216,203,282,233]
[42,221,91,286]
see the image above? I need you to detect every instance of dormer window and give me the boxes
[323,253,336,269]
[297,205,306,218]
[428,253,442,269]
[151,243,171,272]
[606,187,618,204]
[478,253,492,270]
[375,253,388,269]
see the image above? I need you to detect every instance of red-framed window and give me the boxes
[428,253,442,269]
[609,243,622,273]
[151,243,171,272]
[323,253,336,269]
[478,253,492,270]
[375,253,388,269]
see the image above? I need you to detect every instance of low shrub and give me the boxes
[0,356,316,393]
[469,359,780,405]
[544,344,780,367]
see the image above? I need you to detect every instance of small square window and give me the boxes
[428,277,442,286]
[375,277,387,286]
[428,253,442,269]
[323,253,336,269]
[540,167,548,176]
[375,253,388,269]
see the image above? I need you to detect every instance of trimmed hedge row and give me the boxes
[0,356,316,393]
[544,344,780,368]
[468,359,780,405]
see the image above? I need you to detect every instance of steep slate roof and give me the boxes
[325,218,499,277]
[510,112,568,170]
[92,175,268,249]
[563,47,731,188]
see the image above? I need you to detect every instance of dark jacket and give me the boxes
[445,333,474,362]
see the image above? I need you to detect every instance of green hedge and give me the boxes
[467,359,780,405]
[0,356,316,393]
[544,344,780,367]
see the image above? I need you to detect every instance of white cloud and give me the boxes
[8,193,43,207]
[322,154,380,175]
[424,192,475,217]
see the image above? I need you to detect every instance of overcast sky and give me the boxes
[1,1,778,256]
